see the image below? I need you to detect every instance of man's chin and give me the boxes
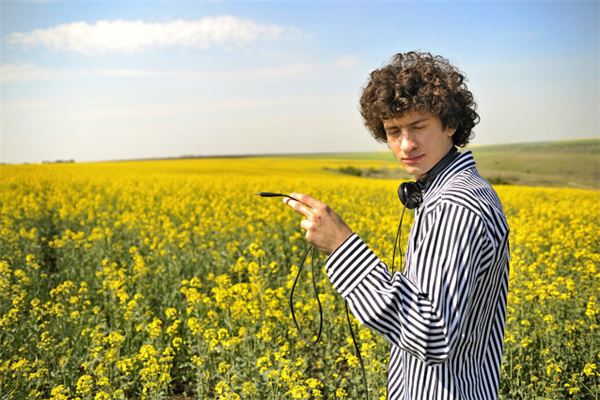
[403,166,422,180]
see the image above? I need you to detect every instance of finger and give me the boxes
[282,196,313,218]
[300,219,314,231]
[291,192,325,209]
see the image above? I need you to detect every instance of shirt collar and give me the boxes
[421,150,477,204]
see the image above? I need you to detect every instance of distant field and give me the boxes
[18,138,598,189]
[272,138,600,189]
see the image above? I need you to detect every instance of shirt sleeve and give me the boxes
[325,201,488,365]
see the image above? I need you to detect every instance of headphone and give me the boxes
[398,146,459,209]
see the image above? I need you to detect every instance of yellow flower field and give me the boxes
[0,158,598,399]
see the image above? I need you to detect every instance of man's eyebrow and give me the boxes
[384,117,430,130]
[407,117,430,126]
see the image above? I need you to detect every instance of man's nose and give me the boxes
[399,132,417,153]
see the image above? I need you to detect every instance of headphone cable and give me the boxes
[257,191,410,400]
[289,243,323,346]
[391,204,407,274]
[291,242,370,400]
[256,192,370,399]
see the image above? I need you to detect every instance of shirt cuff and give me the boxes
[325,233,381,298]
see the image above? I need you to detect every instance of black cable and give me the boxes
[292,244,369,400]
[257,191,370,399]
[289,243,323,346]
[391,204,407,274]
[256,192,298,200]
[345,300,369,400]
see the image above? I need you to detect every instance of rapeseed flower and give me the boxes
[1,158,598,399]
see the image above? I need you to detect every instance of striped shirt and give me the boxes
[325,150,510,400]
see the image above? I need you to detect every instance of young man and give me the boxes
[282,51,510,399]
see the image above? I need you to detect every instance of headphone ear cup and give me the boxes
[398,182,408,206]
[398,181,422,209]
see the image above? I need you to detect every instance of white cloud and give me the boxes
[0,64,69,81]
[5,16,299,54]
[96,68,158,78]
[97,64,318,79]
[2,58,368,82]
[0,63,318,82]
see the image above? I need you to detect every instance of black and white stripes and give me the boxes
[325,150,510,400]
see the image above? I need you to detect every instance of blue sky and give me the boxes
[1,0,598,163]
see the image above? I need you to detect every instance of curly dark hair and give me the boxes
[359,51,479,147]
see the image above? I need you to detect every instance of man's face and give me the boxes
[383,110,456,180]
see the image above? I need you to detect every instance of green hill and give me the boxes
[468,138,599,189]
[282,138,600,189]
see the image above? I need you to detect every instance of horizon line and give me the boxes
[1,137,598,165]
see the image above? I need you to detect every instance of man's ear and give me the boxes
[446,126,457,137]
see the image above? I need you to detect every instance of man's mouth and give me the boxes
[402,154,425,165]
